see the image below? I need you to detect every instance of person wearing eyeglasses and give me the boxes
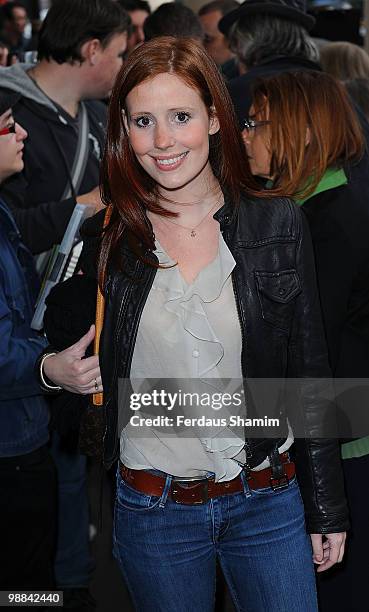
[0,94,102,592]
[243,70,369,612]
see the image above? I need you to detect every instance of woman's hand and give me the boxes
[310,532,346,572]
[43,325,102,395]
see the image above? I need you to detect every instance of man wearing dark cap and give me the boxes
[218,0,319,125]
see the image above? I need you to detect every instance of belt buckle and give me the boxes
[171,477,209,505]
[270,473,289,491]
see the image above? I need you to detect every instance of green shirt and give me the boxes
[295,167,347,206]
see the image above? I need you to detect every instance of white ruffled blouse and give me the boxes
[120,234,248,482]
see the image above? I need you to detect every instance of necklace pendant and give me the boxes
[190,230,197,238]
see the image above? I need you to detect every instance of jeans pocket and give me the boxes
[116,473,161,512]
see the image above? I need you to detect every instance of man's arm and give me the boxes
[1,172,102,254]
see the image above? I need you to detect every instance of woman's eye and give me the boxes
[134,116,153,128]
[174,112,190,124]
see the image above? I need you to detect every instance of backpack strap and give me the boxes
[61,102,90,199]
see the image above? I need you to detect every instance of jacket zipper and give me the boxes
[223,227,253,471]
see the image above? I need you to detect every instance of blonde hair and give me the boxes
[320,41,369,80]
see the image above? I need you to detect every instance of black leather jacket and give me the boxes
[87,192,348,534]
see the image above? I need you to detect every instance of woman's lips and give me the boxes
[152,151,188,171]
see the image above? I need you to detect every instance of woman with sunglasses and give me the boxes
[0,94,102,590]
[243,69,369,612]
[48,38,349,610]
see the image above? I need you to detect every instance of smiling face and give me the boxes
[125,72,219,197]
[242,105,273,179]
[0,109,27,183]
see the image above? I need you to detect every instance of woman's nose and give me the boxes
[15,122,27,142]
[154,123,174,149]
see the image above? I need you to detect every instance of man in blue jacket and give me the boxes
[0,93,55,589]
[0,94,102,591]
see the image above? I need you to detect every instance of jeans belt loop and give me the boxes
[240,469,252,498]
[158,473,172,508]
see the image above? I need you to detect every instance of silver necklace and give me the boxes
[159,198,222,238]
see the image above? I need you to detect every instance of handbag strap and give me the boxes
[61,102,90,200]
[92,205,112,406]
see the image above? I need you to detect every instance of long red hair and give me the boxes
[250,71,364,200]
[99,36,252,280]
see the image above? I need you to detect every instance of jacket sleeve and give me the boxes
[0,172,76,254]
[302,185,369,377]
[287,206,349,534]
[0,283,47,400]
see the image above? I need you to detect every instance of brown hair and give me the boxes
[320,42,369,81]
[250,70,364,200]
[345,78,369,122]
[99,35,251,280]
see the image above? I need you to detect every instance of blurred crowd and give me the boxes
[0,0,369,611]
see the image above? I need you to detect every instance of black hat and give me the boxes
[0,92,21,116]
[219,0,316,34]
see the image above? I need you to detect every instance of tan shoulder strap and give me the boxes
[92,205,112,406]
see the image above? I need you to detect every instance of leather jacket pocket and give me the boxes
[255,269,301,332]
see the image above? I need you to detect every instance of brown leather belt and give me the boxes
[119,453,295,505]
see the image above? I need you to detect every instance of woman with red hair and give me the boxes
[76,38,347,610]
[243,69,368,612]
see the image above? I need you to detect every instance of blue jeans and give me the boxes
[113,470,318,612]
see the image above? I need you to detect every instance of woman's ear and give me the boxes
[209,106,220,135]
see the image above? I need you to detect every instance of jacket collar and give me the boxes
[213,190,236,228]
